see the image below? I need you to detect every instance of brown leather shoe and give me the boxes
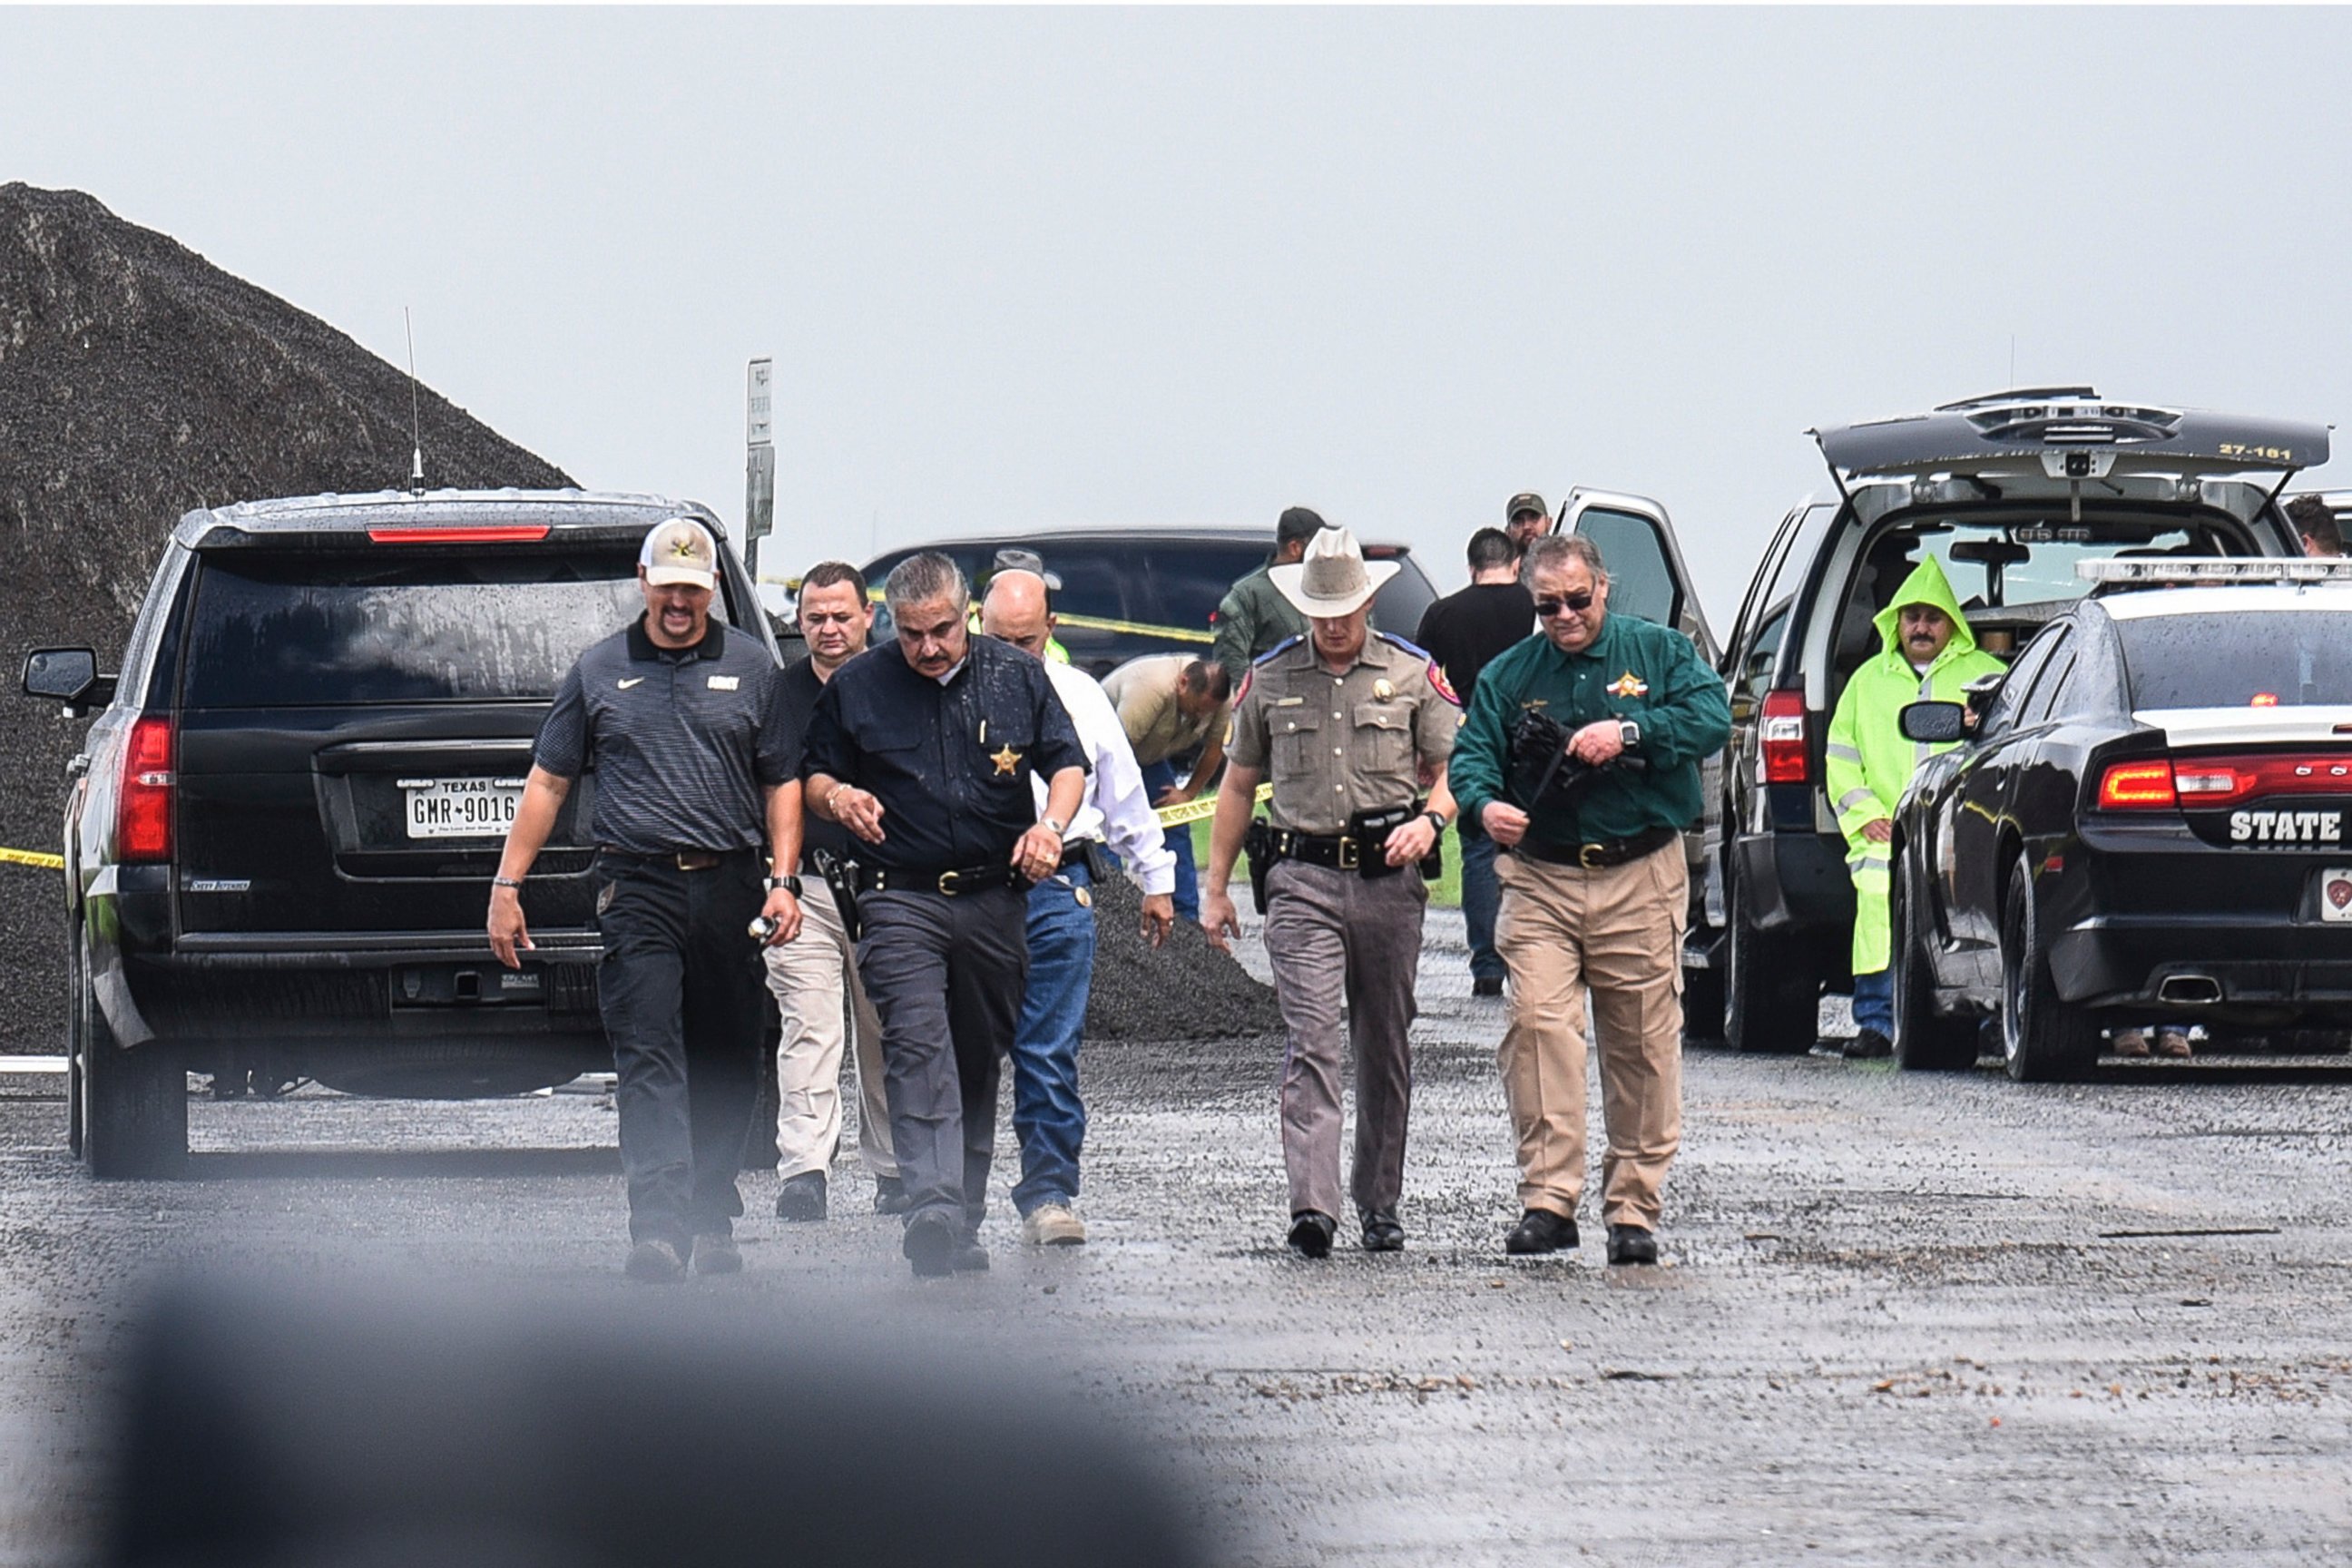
[2152,1029,2193,1059]
[2112,1029,2151,1058]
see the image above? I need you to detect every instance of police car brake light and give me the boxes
[1759,691,1809,785]
[2166,752,2352,809]
[2096,760,2177,809]
[2075,559,2352,585]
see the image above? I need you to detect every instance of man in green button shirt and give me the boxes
[1447,533,1730,1267]
[1210,506,1323,687]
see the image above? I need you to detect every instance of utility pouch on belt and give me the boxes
[1242,819,1274,914]
[810,848,862,942]
[1348,805,1418,880]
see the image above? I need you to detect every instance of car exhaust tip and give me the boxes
[2156,974,2223,1005]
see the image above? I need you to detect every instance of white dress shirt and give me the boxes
[1034,661,1179,897]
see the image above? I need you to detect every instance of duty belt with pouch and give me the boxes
[809,848,862,941]
[1244,803,1444,909]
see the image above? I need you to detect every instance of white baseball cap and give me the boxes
[640,517,719,591]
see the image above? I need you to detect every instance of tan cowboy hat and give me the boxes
[1269,525,1398,619]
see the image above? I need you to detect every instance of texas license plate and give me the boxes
[402,777,523,839]
[2319,869,2352,923]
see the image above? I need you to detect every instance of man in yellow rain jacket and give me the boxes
[1824,556,2004,1058]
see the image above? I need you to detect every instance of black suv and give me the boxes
[1556,390,2331,1052]
[855,526,1439,678]
[23,490,774,1176]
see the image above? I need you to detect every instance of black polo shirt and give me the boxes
[1415,581,1536,705]
[799,634,1087,873]
[534,616,794,856]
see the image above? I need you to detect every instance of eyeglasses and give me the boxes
[1534,592,1594,619]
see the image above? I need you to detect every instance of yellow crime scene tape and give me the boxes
[1,848,65,870]
[1049,612,1214,646]
[1153,783,1269,828]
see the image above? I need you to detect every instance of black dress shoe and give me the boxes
[872,1174,913,1216]
[1287,1210,1337,1259]
[1605,1223,1660,1266]
[1473,975,1504,998]
[1843,1028,1893,1060]
[774,1171,828,1221]
[952,1236,990,1272]
[1360,1210,1406,1252]
[902,1211,956,1278]
[1505,1209,1579,1255]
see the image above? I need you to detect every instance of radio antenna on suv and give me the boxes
[403,307,426,495]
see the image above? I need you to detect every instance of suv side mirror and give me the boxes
[1900,701,1969,744]
[1962,671,2004,712]
[23,648,111,711]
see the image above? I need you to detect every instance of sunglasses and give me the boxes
[1534,592,1594,619]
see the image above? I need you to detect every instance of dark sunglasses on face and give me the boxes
[1534,592,1594,619]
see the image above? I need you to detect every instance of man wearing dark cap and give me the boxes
[1211,506,1325,687]
[1505,493,1551,557]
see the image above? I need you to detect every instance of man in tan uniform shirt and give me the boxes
[1202,527,1460,1259]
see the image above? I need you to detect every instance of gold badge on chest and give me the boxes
[990,744,1023,777]
[1608,671,1649,699]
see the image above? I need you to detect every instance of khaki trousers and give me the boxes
[1260,860,1426,1222]
[1494,843,1686,1230]
[763,885,896,1181]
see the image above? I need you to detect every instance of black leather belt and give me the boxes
[857,861,1024,897]
[600,848,750,872]
[1511,825,1678,871]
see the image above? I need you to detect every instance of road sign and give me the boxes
[746,444,775,544]
[746,358,773,446]
[745,358,775,549]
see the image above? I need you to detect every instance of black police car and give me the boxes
[856,526,1439,680]
[1886,561,2352,1080]
[1565,390,2333,1051]
[22,490,776,1176]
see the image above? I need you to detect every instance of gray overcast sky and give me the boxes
[10,5,2351,620]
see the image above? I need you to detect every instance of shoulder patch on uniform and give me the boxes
[1233,668,1253,705]
[1253,635,1303,665]
[1427,661,1460,707]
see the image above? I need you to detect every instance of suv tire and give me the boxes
[1999,854,2099,1083]
[1724,871,1817,1054]
[75,918,187,1179]
[1890,860,1979,1072]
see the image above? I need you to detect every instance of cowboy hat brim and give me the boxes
[1268,558,1400,620]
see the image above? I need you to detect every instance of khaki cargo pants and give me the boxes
[1494,842,1686,1231]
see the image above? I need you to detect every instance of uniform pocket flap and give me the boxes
[1352,701,1412,730]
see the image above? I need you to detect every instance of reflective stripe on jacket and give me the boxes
[1824,557,2006,975]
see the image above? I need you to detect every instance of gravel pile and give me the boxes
[0,183,573,1053]
[1083,868,1282,1042]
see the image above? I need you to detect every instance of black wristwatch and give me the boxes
[1422,809,1448,835]
[768,875,804,897]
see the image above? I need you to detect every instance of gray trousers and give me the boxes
[853,883,1027,1234]
[1260,859,1426,1221]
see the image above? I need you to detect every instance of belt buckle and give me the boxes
[937,869,963,896]
[673,851,698,871]
[1338,838,1359,871]
[1578,843,1606,870]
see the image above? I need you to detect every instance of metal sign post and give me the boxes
[744,358,775,575]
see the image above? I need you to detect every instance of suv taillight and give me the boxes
[118,716,174,862]
[1759,691,1809,784]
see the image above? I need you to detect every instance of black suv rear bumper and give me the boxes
[1732,831,1855,931]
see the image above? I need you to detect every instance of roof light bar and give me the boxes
[2076,559,2352,585]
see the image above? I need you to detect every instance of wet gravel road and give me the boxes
[4,908,2351,1564]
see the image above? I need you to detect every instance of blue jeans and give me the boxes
[1458,825,1504,983]
[1138,759,1200,922]
[1852,970,1893,1036]
[1010,862,1097,1215]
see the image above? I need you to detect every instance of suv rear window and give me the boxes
[182,548,671,707]
[2118,610,2352,710]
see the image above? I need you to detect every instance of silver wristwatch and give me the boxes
[1618,719,1642,750]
